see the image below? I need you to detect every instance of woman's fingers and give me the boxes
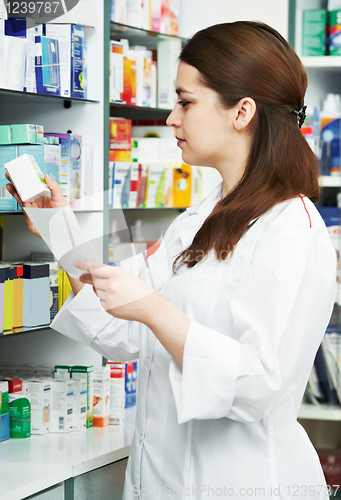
[44,174,68,206]
[74,260,112,277]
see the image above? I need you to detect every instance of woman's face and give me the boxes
[166,62,239,171]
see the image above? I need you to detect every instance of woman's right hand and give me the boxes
[5,173,68,239]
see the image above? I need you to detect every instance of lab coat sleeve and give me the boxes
[168,224,336,424]
[51,284,140,362]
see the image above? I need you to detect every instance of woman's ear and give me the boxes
[233,97,256,131]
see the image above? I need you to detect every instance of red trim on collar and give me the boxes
[300,196,312,228]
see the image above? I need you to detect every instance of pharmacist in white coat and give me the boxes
[8,22,336,500]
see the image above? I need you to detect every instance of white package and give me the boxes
[5,153,50,203]
[108,363,125,425]
[29,379,51,435]
[93,366,110,427]
[50,380,73,433]
[72,378,87,431]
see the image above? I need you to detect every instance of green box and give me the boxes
[302,9,327,56]
[329,10,341,55]
[0,126,12,145]
[9,419,31,439]
[11,124,36,145]
[71,366,93,428]
[9,393,31,420]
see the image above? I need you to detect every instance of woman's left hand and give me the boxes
[74,260,156,324]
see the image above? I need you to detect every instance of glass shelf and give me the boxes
[110,207,187,211]
[298,403,341,421]
[110,102,172,120]
[0,88,99,106]
[110,21,186,48]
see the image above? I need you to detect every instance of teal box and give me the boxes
[11,124,36,144]
[0,146,18,212]
[0,413,10,442]
[302,9,328,56]
[0,126,12,145]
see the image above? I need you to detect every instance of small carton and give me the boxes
[107,362,125,425]
[0,126,12,145]
[4,377,22,393]
[33,366,54,378]
[9,392,31,439]
[11,124,36,144]
[72,378,87,431]
[50,379,73,433]
[5,153,50,203]
[16,365,34,379]
[54,365,72,380]
[29,379,51,434]
[93,366,110,427]
[71,366,93,428]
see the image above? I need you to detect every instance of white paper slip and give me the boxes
[24,206,99,279]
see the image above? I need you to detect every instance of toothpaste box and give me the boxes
[72,378,87,430]
[50,379,73,433]
[35,36,61,96]
[92,366,110,427]
[0,146,18,211]
[45,24,85,99]
[9,392,31,439]
[29,379,51,434]
[71,366,93,428]
[5,153,50,203]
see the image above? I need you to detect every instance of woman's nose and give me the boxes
[166,106,181,128]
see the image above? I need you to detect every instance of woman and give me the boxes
[7,21,336,500]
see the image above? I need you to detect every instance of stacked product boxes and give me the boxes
[0,360,138,441]
[0,19,88,97]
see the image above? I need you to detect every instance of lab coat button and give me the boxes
[139,432,143,445]
[144,356,150,368]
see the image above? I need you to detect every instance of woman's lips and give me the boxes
[176,137,186,147]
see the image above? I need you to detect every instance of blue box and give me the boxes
[125,360,138,408]
[35,36,61,96]
[0,413,10,442]
[0,146,18,212]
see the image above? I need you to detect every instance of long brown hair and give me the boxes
[173,21,320,270]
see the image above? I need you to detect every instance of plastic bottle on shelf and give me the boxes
[132,219,161,258]
[301,105,320,155]
[320,93,341,176]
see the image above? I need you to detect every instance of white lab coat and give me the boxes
[52,183,336,500]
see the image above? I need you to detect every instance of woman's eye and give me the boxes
[178,99,190,108]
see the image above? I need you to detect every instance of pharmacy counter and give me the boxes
[0,406,136,500]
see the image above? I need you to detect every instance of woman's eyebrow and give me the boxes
[176,88,193,95]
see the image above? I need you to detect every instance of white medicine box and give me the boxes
[50,380,73,433]
[4,153,50,202]
[29,379,51,435]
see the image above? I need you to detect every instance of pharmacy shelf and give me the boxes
[319,175,341,188]
[0,325,51,338]
[300,56,341,70]
[110,101,172,120]
[0,88,99,106]
[298,403,341,421]
[0,406,136,500]
[110,21,186,48]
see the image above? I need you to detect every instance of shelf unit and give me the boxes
[289,1,341,456]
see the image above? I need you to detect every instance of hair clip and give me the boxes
[292,105,307,129]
